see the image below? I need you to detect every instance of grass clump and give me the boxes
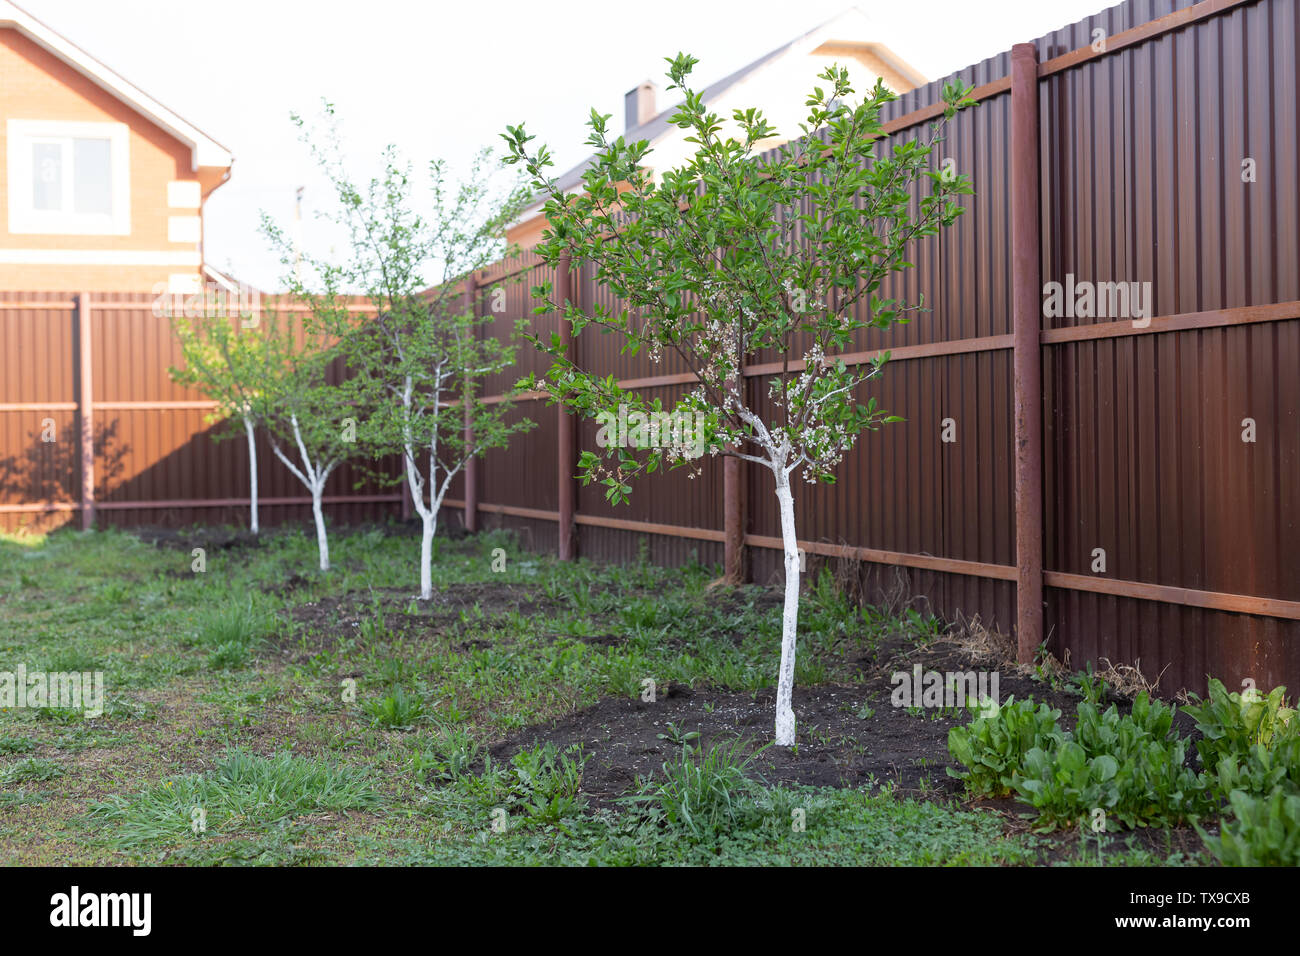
[364,687,426,729]
[629,738,760,840]
[192,596,277,670]
[87,750,379,847]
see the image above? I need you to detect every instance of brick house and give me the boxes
[0,0,232,292]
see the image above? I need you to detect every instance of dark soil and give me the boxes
[275,573,1212,862]
[131,518,471,552]
[282,581,565,659]
[134,526,265,551]
[483,618,1210,863]
[491,632,1200,802]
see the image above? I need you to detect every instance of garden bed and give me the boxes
[0,525,1251,866]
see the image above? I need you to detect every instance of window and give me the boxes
[7,120,130,235]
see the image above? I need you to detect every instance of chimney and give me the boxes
[625,80,657,131]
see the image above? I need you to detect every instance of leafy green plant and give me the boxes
[946,697,1063,798]
[414,726,479,781]
[363,687,426,729]
[509,742,587,826]
[1013,694,1212,831]
[901,607,944,643]
[1201,788,1300,866]
[1212,736,1300,800]
[1183,679,1297,774]
[2,757,65,783]
[656,721,700,747]
[207,641,252,670]
[1067,663,1109,705]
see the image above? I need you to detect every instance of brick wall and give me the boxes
[0,26,226,292]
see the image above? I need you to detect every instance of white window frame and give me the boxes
[7,120,131,236]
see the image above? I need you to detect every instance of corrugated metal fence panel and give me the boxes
[1034,0,1300,689]
[2,0,1297,695]
[0,293,402,533]
[1,294,78,531]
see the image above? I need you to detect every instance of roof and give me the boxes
[0,0,232,170]
[537,6,927,202]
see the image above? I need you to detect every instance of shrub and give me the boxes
[946,697,1063,798]
[1201,788,1300,866]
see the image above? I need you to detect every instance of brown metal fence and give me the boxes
[0,292,399,534]
[1,0,1297,694]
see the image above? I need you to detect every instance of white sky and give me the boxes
[18,0,1108,290]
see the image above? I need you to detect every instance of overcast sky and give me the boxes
[19,0,1108,290]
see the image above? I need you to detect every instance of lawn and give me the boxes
[0,523,1214,866]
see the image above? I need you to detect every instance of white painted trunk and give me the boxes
[774,472,800,746]
[419,510,435,600]
[311,484,330,571]
[244,417,259,534]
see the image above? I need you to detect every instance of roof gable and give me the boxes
[0,0,231,170]
[535,7,927,203]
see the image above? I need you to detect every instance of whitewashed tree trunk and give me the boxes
[419,509,435,600]
[243,416,259,535]
[773,467,800,746]
[270,413,336,573]
[310,481,329,571]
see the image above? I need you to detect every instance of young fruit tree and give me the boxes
[263,107,536,599]
[168,303,272,534]
[253,317,355,572]
[503,56,974,745]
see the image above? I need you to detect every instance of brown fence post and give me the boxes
[463,273,480,534]
[724,455,744,584]
[723,370,746,583]
[556,255,578,560]
[1011,42,1043,664]
[77,291,94,531]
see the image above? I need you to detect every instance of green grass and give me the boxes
[0,521,1212,866]
[407,781,1038,866]
[2,757,65,783]
[87,750,380,848]
[628,739,760,840]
